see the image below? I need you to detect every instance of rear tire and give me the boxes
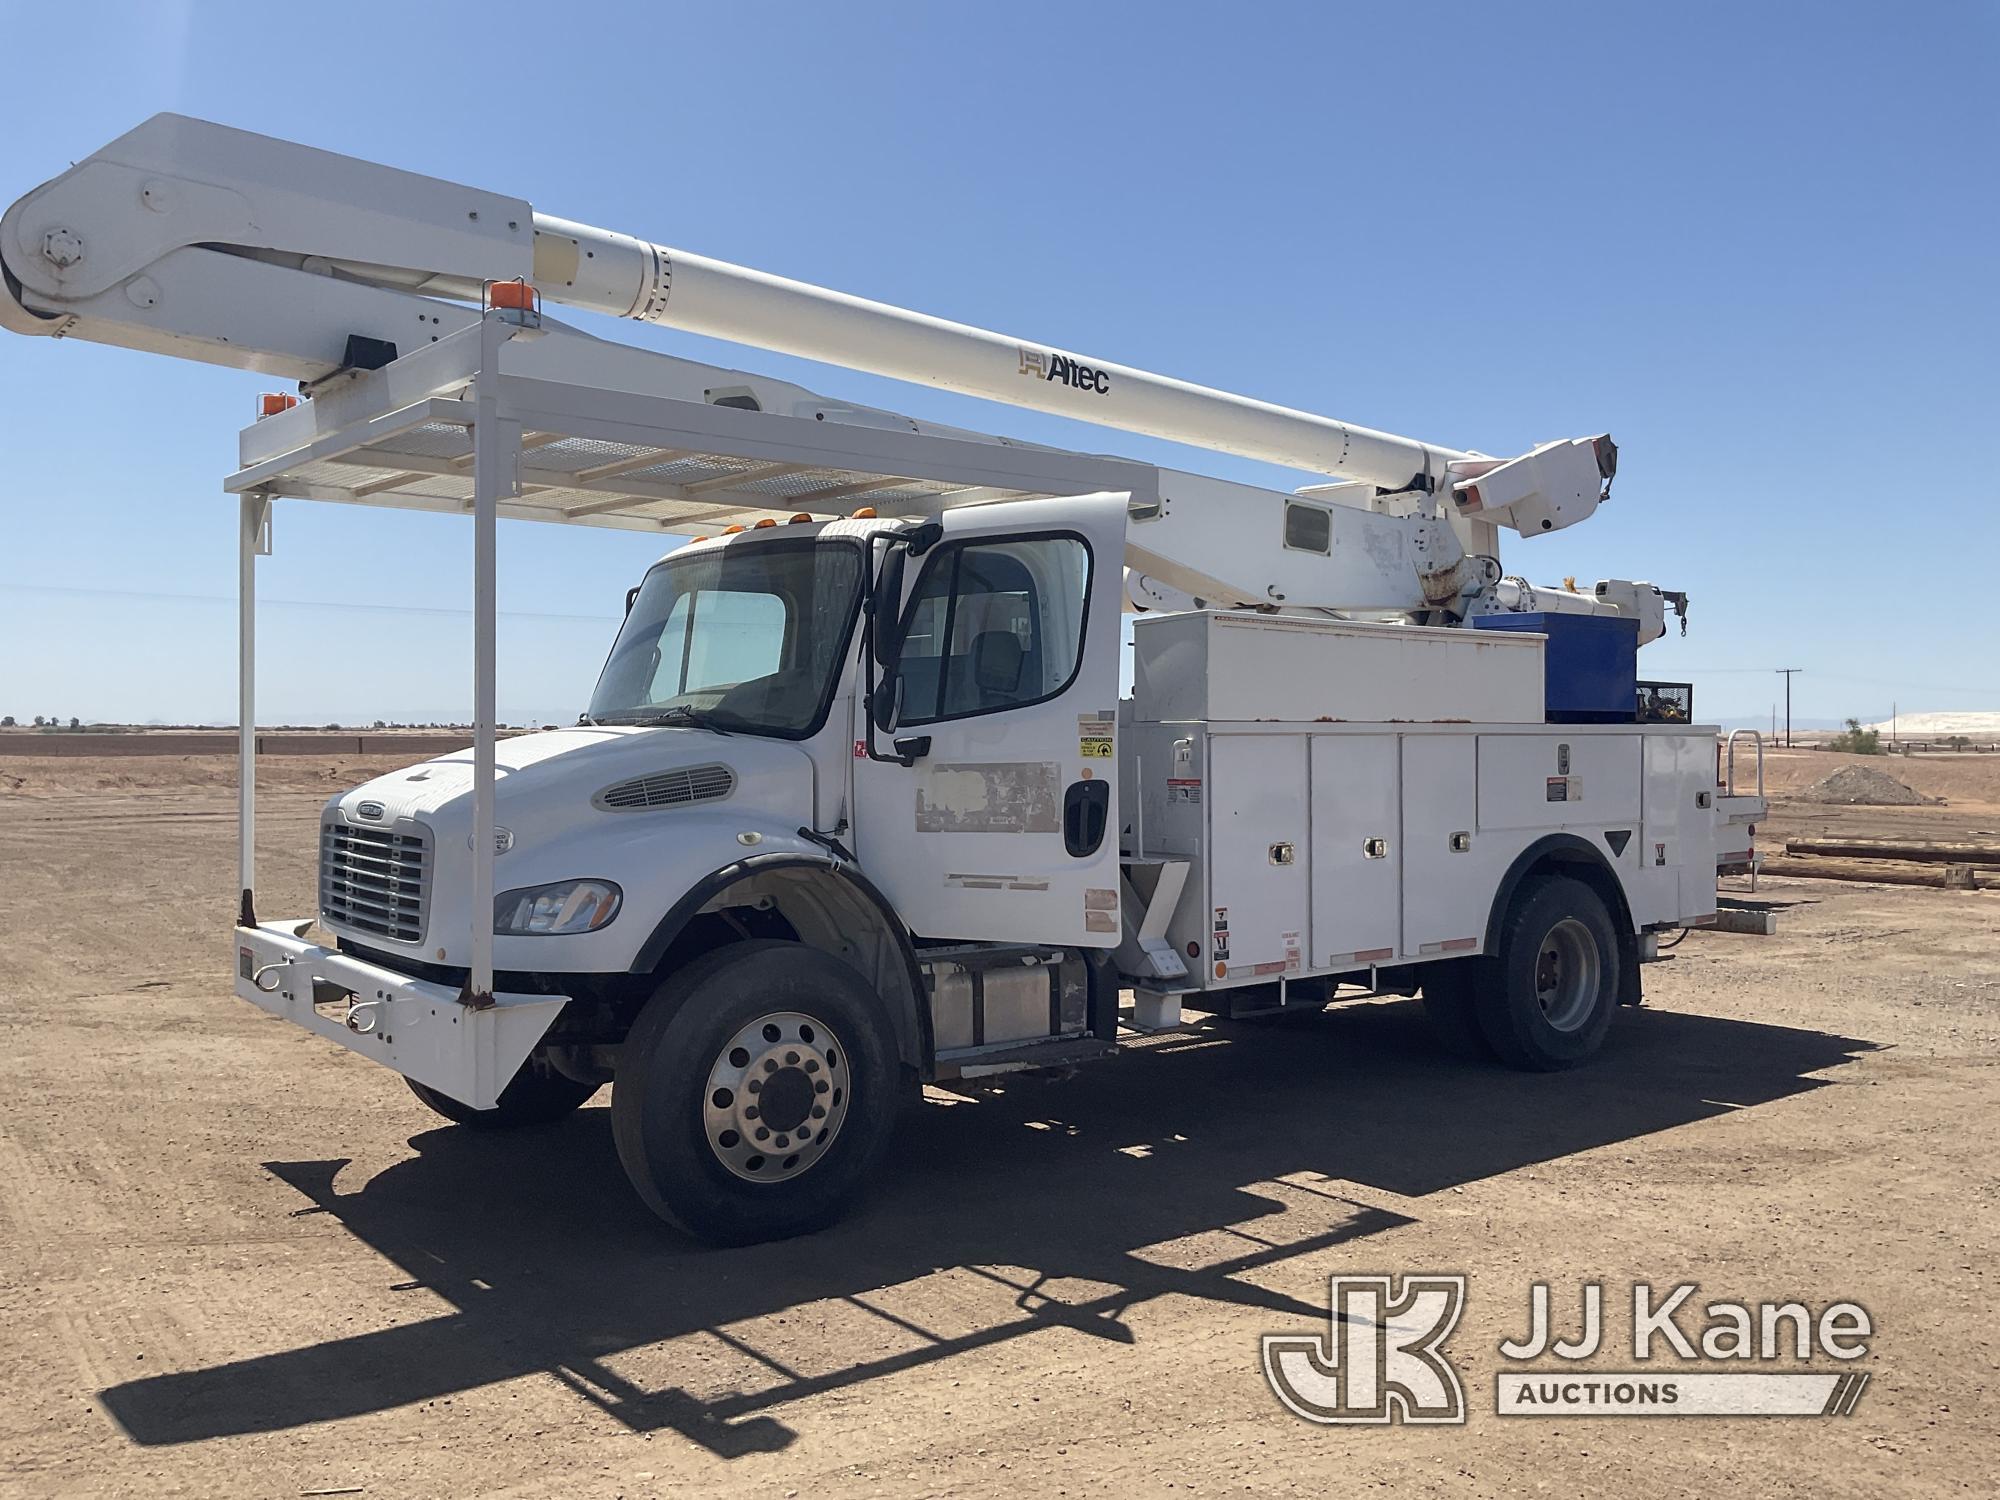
[406,1065,599,1129]
[1475,874,1618,1071]
[612,941,898,1245]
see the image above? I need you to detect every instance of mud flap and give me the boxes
[1616,927,1644,1007]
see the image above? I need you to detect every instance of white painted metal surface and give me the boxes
[1125,717,1719,996]
[468,314,509,999]
[234,920,565,1110]
[1114,858,1192,984]
[1308,735,1402,968]
[223,319,1157,535]
[1123,469,1459,612]
[1131,612,1545,726]
[320,743,826,967]
[1641,732,1724,918]
[562,231,1471,496]
[1206,735,1309,981]
[236,493,264,920]
[1398,736,1488,958]
[1476,733,1641,833]
[851,493,1129,947]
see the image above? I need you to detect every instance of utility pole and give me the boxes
[1776,668,1802,747]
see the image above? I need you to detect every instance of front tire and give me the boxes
[612,941,899,1245]
[1475,874,1619,1070]
[406,1065,599,1129]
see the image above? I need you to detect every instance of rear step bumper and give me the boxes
[233,920,567,1110]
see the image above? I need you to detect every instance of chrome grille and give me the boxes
[595,764,735,811]
[320,821,429,942]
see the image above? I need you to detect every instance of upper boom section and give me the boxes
[533,215,1469,495]
[2,113,1611,530]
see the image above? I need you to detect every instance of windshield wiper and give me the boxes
[619,704,734,734]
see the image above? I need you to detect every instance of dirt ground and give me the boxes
[0,752,1995,1499]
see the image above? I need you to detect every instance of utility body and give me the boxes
[5,117,1764,1242]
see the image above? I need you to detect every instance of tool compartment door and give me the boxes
[1207,733,1309,980]
[1309,735,1401,967]
[854,494,1126,946]
[1400,735,1487,957]
[1641,731,1720,923]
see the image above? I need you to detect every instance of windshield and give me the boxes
[588,539,865,738]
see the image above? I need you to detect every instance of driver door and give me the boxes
[853,493,1126,947]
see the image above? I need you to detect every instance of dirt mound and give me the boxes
[1797,764,1935,806]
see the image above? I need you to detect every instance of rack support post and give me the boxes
[237,492,269,927]
[467,313,518,1004]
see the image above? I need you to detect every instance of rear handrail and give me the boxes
[1724,728,1765,796]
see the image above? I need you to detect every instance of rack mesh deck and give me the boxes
[225,327,1154,534]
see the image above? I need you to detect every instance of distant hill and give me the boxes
[1866,711,2000,737]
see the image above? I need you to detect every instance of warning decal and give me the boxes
[1078,713,1115,759]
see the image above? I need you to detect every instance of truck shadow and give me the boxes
[97,1002,1874,1455]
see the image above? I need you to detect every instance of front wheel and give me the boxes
[612,941,899,1245]
[1475,874,1619,1071]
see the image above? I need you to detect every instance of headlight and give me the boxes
[494,879,622,935]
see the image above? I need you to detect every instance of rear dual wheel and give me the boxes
[1421,874,1618,1071]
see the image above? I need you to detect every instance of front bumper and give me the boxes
[233,919,568,1110]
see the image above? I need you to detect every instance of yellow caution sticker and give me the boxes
[1078,713,1115,759]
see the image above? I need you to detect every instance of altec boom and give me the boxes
[3,116,1611,533]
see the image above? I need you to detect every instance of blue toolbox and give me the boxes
[1470,612,1640,723]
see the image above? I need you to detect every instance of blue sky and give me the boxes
[1,1,1994,728]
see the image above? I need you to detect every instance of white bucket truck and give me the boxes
[2,117,1763,1242]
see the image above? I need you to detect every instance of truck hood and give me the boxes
[326,725,813,834]
[318,725,823,971]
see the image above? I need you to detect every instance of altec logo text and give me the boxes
[1264,1275,1874,1424]
[1018,345,1110,394]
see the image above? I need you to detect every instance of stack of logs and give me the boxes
[1765,838,1998,890]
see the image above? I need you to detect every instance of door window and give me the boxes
[896,535,1092,724]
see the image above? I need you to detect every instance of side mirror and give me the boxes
[870,674,903,734]
[870,547,906,668]
[623,585,641,618]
